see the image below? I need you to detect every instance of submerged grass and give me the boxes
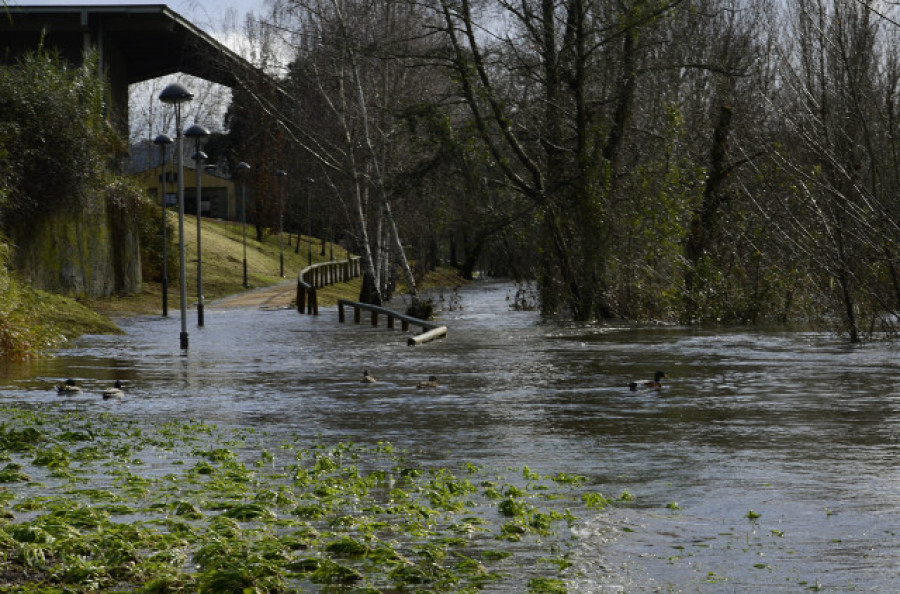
[0,405,609,592]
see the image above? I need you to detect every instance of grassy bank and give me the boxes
[2,213,468,358]
[89,214,357,317]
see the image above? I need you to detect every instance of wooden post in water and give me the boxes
[297,281,306,313]
[309,287,318,315]
[338,301,345,322]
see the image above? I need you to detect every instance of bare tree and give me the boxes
[769,0,900,341]
[256,0,443,307]
[435,0,686,320]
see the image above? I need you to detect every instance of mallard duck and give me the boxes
[629,371,666,391]
[416,375,439,389]
[102,380,125,399]
[56,379,82,395]
[362,369,377,384]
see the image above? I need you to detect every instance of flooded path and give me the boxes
[2,281,899,591]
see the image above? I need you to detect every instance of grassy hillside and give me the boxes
[90,213,360,316]
[2,212,467,359]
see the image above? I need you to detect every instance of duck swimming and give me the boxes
[362,369,377,384]
[629,371,666,391]
[102,380,125,399]
[56,379,82,395]
[416,375,439,389]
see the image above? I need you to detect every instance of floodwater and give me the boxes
[2,281,900,591]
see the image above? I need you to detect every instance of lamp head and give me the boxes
[153,134,173,146]
[185,124,210,140]
[236,161,251,172]
[192,151,208,162]
[159,83,194,105]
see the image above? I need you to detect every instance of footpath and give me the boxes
[207,280,297,310]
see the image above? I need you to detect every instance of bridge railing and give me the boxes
[296,256,362,315]
[337,299,447,346]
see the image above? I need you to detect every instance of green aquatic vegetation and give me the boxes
[292,501,331,519]
[499,520,528,541]
[32,445,71,469]
[64,488,121,502]
[171,499,204,519]
[57,429,95,443]
[0,406,609,592]
[196,562,286,593]
[315,559,367,585]
[194,447,237,463]
[0,426,44,452]
[523,465,541,481]
[51,503,109,529]
[505,484,528,498]
[11,523,58,544]
[582,492,611,510]
[499,496,531,518]
[551,472,587,485]
[746,509,761,520]
[529,576,568,592]
[222,502,278,521]
[481,549,514,561]
[529,511,556,534]
[0,462,31,482]
[325,535,371,557]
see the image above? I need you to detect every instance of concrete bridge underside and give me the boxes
[0,4,258,136]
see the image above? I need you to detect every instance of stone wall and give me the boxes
[10,192,142,299]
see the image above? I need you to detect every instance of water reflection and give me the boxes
[2,281,900,590]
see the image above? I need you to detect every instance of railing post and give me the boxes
[371,311,378,326]
[339,301,345,323]
[387,316,394,329]
[354,306,361,324]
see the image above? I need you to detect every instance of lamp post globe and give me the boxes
[152,133,173,318]
[158,83,194,350]
[185,124,210,327]
[236,162,251,288]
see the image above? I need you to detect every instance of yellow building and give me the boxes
[132,164,246,222]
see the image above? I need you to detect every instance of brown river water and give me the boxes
[2,280,899,591]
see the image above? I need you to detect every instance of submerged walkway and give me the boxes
[207,280,296,310]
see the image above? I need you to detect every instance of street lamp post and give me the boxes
[236,162,251,287]
[185,124,210,327]
[153,133,173,317]
[276,170,287,276]
[306,177,314,266]
[159,82,194,350]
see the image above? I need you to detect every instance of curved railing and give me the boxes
[296,256,362,314]
[337,299,447,346]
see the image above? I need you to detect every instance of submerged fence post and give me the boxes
[309,287,318,315]
[297,280,306,313]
